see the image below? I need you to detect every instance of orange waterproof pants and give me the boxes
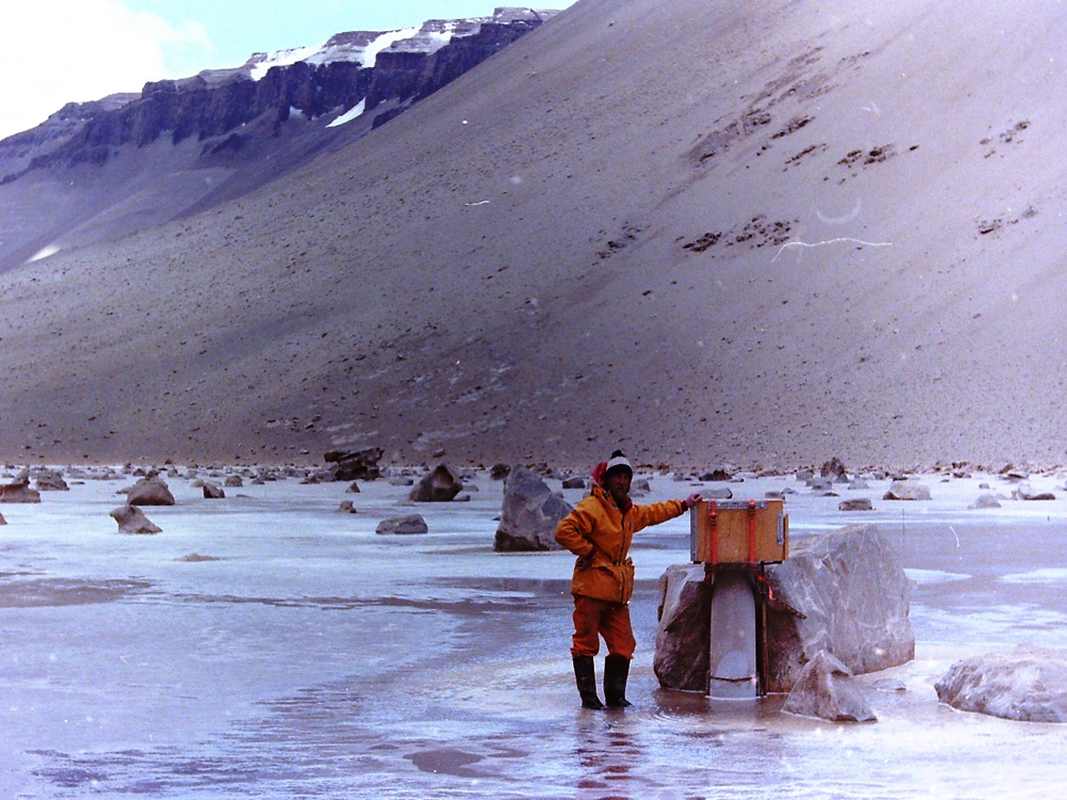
[570,594,636,659]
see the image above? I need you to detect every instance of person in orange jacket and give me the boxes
[555,450,702,709]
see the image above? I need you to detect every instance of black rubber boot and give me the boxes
[604,655,632,708]
[573,656,604,709]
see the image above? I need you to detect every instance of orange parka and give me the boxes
[554,484,686,605]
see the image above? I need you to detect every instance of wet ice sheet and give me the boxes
[2,467,1067,797]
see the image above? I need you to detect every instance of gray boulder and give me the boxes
[324,446,383,481]
[1012,483,1056,501]
[764,525,914,691]
[201,482,225,499]
[110,504,162,534]
[0,477,41,503]
[34,469,69,491]
[410,464,463,502]
[654,564,712,691]
[820,457,849,483]
[882,480,932,500]
[376,514,428,535]
[494,466,571,552]
[970,493,1001,509]
[838,498,873,511]
[782,650,876,722]
[935,645,1067,722]
[126,475,176,506]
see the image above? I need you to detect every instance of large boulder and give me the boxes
[764,525,914,691]
[410,464,463,502]
[654,564,712,691]
[493,466,571,552]
[110,504,162,534]
[0,477,41,503]
[654,525,913,694]
[935,645,1067,722]
[782,650,876,722]
[126,475,176,506]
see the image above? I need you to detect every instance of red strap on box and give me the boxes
[748,499,757,564]
[708,500,718,565]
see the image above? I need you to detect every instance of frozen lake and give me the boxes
[3,465,1067,798]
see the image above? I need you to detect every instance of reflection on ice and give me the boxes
[2,466,1067,797]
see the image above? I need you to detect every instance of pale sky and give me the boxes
[0,0,573,141]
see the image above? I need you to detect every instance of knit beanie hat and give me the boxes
[603,449,633,480]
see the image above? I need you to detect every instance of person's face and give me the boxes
[604,470,631,505]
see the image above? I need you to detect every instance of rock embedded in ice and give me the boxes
[34,468,69,491]
[126,475,176,506]
[935,644,1067,722]
[110,504,162,534]
[493,466,569,552]
[201,481,225,499]
[882,480,932,500]
[375,514,428,535]
[337,500,357,513]
[764,524,914,691]
[410,464,464,502]
[561,475,586,489]
[705,486,733,500]
[838,498,873,511]
[654,564,711,691]
[782,650,876,722]
[820,457,849,483]
[0,512,6,524]
[1012,483,1056,501]
[325,447,383,481]
[970,493,1001,509]
[0,477,42,503]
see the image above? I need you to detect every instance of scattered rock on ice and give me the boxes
[882,480,932,501]
[0,477,41,503]
[110,504,162,534]
[820,457,849,483]
[0,512,6,524]
[970,493,1001,509]
[935,644,1067,722]
[338,500,358,513]
[782,650,876,722]
[201,482,225,499]
[325,447,384,481]
[494,466,570,551]
[410,464,464,502]
[376,514,428,535]
[126,474,176,506]
[34,468,69,491]
[1012,483,1056,501]
[838,498,873,511]
[705,486,733,500]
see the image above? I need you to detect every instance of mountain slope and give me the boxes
[2,0,1066,471]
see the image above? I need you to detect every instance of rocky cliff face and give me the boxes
[0,7,554,271]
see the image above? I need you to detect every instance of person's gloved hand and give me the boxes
[684,492,703,509]
[576,552,595,570]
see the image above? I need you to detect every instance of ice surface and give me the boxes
[2,467,1067,797]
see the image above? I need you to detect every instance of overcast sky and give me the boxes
[0,0,573,141]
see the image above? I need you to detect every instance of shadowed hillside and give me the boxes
[2,0,1066,471]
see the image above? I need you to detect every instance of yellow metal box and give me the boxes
[689,498,789,565]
